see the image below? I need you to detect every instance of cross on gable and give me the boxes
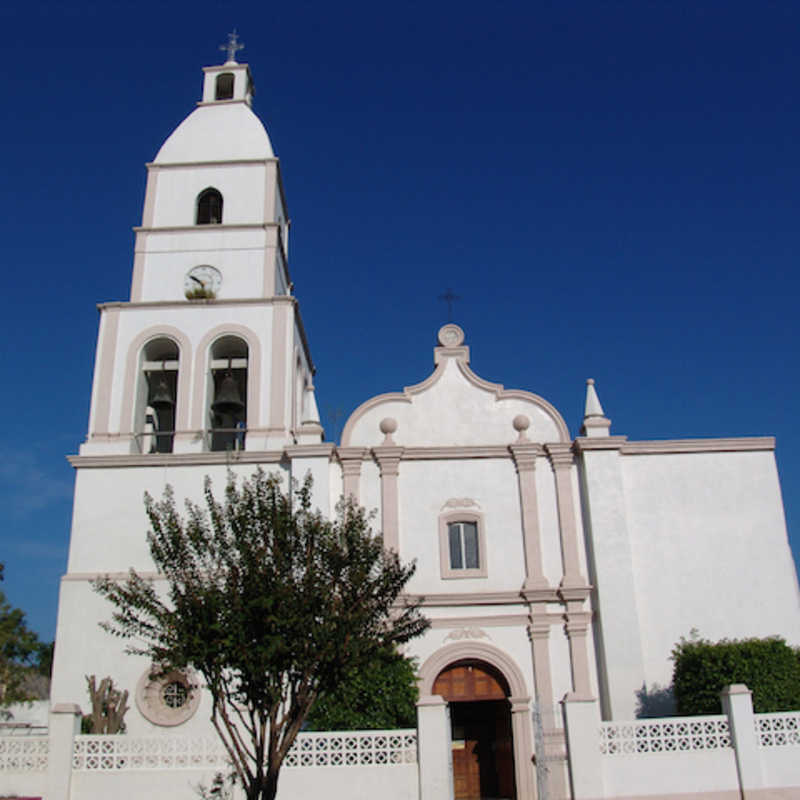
[438,288,460,321]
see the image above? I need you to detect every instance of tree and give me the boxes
[94,470,428,800]
[0,563,44,706]
[672,633,800,715]
[305,644,418,731]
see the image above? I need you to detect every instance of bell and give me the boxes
[212,373,244,416]
[150,376,175,412]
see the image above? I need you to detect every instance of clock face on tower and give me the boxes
[184,265,222,298]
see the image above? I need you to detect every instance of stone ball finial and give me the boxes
[379,417,398,435]
[512,414,530,433]
[437,323,465,348]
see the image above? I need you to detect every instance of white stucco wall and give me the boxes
[621,448,800,690]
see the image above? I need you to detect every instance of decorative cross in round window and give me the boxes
[135,666,201,726]
[162,680,189,709]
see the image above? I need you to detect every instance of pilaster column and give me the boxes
[564,609,593,699]
[508,695,535,800]
[527,615,555,711]
[510,442,549,593]
[545,444,586,589]
[373,445,403,551]
[337,447,367,503]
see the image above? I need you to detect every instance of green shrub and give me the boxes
[672,634,800,715]
[305,645,418,731]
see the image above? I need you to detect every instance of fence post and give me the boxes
[562,692,603,800]
[417,694,453,800]
[47,703,81,800]
[721,684,763,798]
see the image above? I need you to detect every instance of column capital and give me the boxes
[545,442,574,470]
[373,445,404,476]
[337,446,368,462]
[509,442,543,472]
[527,619,551,641]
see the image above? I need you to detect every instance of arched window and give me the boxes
[208,335,248,452]
[138,338,179,454]
[215,73,235,101]
[196,188,223,225]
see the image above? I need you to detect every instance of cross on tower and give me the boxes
[220,30,245,63]
[438,288,460,321]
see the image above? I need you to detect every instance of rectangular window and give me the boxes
[448,521,480,570]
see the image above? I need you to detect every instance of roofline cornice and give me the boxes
[96,296,297,312]
[146,158,279,169]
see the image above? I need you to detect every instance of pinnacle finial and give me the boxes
[584,378,605,418]
[220,30,245,64]
[581,378,611,437]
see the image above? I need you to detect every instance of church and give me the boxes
[28,41,800,800]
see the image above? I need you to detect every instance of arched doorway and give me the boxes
[434,661,516,800]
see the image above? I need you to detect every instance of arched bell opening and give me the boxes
[137,337,179,454]
[196,187,223,225]
[208,335,248,452]
[434,660,516,800]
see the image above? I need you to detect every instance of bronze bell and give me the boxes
[212,373,244,416]
[150,375,175,412]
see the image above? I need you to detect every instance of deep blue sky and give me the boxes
[2,1,799,641]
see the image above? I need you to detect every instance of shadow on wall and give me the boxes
[636,683,676,718]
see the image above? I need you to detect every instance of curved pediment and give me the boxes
[340,325,569,448]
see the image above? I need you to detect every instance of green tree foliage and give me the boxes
[0,563,45,706]
[94,470,428,800]
[672,633,800,715]
[305,644,418,731]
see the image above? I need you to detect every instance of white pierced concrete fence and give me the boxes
[564,684,800,799]
[5,688,800,800]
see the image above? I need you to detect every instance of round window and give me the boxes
[135,667,200,727]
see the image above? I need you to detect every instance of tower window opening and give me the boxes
[139,338,179,454]
[196,188,223,225]
[215,73,235,101]
[209,336,248,452]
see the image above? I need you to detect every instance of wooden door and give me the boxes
[435,664,515,800]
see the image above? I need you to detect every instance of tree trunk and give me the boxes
[260,767,280,800]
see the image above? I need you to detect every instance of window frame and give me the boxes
[438,510,488,580]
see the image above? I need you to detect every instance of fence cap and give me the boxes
[720,683,751,696]
[51,702,82,714]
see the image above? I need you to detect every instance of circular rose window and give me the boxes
[135,666,200,727]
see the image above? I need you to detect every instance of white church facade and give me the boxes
[5,45,800,800]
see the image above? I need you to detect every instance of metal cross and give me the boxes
[438,288,460,321]
[220,30,245,63]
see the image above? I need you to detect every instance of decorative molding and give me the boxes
[404,590,542,606]
[68,450,285,468]
[62,572,163,582]
[621,437,776,454]
[97,296,296,312]
[405,445,514,460]
[430,614,548,629]
[133,222,282,234]
[418,641,530,698]
[573,435,629,452]
[441,497,481,510]
[443,626,490,642]
[285,444,335,459]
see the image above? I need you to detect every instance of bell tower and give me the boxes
[82,38,323,455]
